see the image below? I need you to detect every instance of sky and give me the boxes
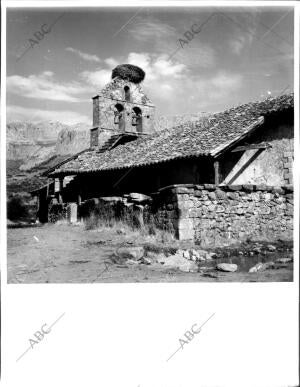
[6,6,294,125]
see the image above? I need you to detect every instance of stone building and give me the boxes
[33,64,294,244]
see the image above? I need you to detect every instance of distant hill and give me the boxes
[7,121,89,194]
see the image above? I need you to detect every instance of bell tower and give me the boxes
[92,64,155,140]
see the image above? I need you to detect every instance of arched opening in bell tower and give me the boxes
[124,86,131,102]
[132,106,143,133]
[114,103,125,132]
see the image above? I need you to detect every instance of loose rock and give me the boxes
[202,272,219,279]
[159,253,198,272]
[248,261,274,273]
[216,263,238,272]
[182,250,190,259]
[116,246,144,260]
[267,244,276,252]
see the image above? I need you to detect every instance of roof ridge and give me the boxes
[49,93,294,176]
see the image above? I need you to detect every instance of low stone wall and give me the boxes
[77,193,178,234]
[165,184,293,245]
[148,189,179,234]
[68,184,293,246]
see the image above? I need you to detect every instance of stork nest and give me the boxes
[112,64,145,84]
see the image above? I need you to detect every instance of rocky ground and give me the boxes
[7,223,293,283]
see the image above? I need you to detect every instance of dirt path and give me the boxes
[7,223,293,283]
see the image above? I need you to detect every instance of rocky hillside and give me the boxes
[7,121,89,194]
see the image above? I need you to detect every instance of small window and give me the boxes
[124,86,130,102]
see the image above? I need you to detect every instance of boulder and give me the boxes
[189,249,200,261]
[248,261,274,273]
[216,263,238,272]
[249,262,266,273]
[116,246,144,260]
[158,253,198,272]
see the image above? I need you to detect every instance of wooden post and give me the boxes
[59,177,64,203]
[214,160,220,186]
[46,178,49,198]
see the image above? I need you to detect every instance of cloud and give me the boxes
[210,72,242,90]
[187,72,243,110]
[80,68,112,88]
[127,17,177,45]
[7,71,89,102]
[225,13,257,55]
[127,52,186,80]
[104,57,119,68]
[127,16,216,69]
[66,47,101,63]
[7,105,90,125]
[80,52,186,91]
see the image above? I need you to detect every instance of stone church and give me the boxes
[32,64,294,244]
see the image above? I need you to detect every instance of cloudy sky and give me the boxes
[7,6,294,125]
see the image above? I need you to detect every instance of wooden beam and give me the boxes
[58,177,64,203]
[226,149,264,185]
[231,142,271,153]
[211,116,264,157]
[214,160,220,185]
[46,179,49,197]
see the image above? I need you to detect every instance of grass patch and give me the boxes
[83,205,176,246]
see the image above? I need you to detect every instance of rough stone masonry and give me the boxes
[150,184,293,246]
[58,183,293,247]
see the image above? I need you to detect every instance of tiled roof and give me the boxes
[50,93,293,176]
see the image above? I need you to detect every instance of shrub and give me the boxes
[7,195,29,221]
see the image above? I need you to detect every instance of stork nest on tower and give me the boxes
[112,64,145,84]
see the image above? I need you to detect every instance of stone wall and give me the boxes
[147,188,179,234]
[221,117,293,186]
[163,184,293,246]
[70,184,293,246]
[77,193,178,234]
[283,150,293,185]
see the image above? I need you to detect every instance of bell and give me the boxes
[132,115,137,126]
[114,112,120,124]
